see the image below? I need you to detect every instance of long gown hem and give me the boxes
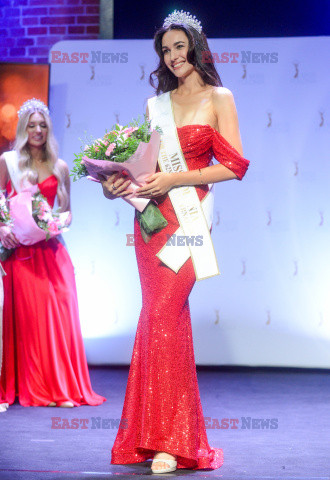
[111,445,224,470]
[1,396,105,407]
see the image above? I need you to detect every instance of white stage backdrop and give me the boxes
[49,36,330,368]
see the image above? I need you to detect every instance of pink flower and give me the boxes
[39,202,50,214]
[48,222,59,235]
[120,126,138,141]
[38,211,51,222]
[110,125,124,136]
[123,126,138,135]
[54,218,63,227]
[94,138,107,149]
[105,142,116,156]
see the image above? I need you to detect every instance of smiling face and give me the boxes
[26,111,48,148]
[161,29,195,78]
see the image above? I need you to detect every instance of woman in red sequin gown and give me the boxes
[100,17,249,473]
[0,101,106,408]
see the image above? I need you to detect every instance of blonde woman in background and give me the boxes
[0,99,105,408]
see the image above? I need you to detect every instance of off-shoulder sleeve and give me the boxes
[212,129,250,180]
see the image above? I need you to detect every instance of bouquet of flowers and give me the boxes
[31,192,69,239]
[0,192,12,226]
[71,115,167,240]
[0,188,70,261]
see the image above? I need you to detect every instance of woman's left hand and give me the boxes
[136,172,175,198]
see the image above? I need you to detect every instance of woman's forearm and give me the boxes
[171,163,238,188]
[65,211,72,226]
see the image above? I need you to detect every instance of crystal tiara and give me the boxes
[163,10,202,34]
[17,98,50,119]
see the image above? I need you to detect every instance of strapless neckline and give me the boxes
[38,174,56,186]
[176,124,214,131]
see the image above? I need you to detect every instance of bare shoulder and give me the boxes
[211,86,236,108]
[57,158,69,175]
[0,154,9,187]
[0,154,9,171]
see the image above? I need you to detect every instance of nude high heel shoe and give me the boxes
[151,456,177,474]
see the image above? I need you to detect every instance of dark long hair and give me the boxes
[149,24,222,95]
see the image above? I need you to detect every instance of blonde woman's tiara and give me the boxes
[17,98,50,118]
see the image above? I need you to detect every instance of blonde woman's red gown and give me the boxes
[0,175,106,407]
[111,125,250,469]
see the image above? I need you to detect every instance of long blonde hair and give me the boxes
[13,106,69,211]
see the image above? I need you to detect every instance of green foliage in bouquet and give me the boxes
[71,115,161,182]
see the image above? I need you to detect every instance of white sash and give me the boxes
[2,150,29,194]
[148,92,220,281]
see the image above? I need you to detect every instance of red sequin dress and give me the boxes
[0,175,106,407]
[111,125,249,469]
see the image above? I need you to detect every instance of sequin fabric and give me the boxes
[111,125,249,470]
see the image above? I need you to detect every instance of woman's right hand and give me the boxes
[0,226,20,249]
[98,172,132,200]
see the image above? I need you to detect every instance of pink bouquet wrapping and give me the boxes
[72,116,168,238]
[10,186,70,245]
[0,187,70,261]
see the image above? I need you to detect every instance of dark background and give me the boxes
[114,0,330,39]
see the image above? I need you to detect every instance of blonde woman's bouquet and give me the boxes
[0,192,12,227]
[71,115,167,239]
[0,187,70,261]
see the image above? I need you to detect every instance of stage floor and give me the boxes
[0,366,329,480]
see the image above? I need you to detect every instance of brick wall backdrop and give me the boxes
[0,0,100,64]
